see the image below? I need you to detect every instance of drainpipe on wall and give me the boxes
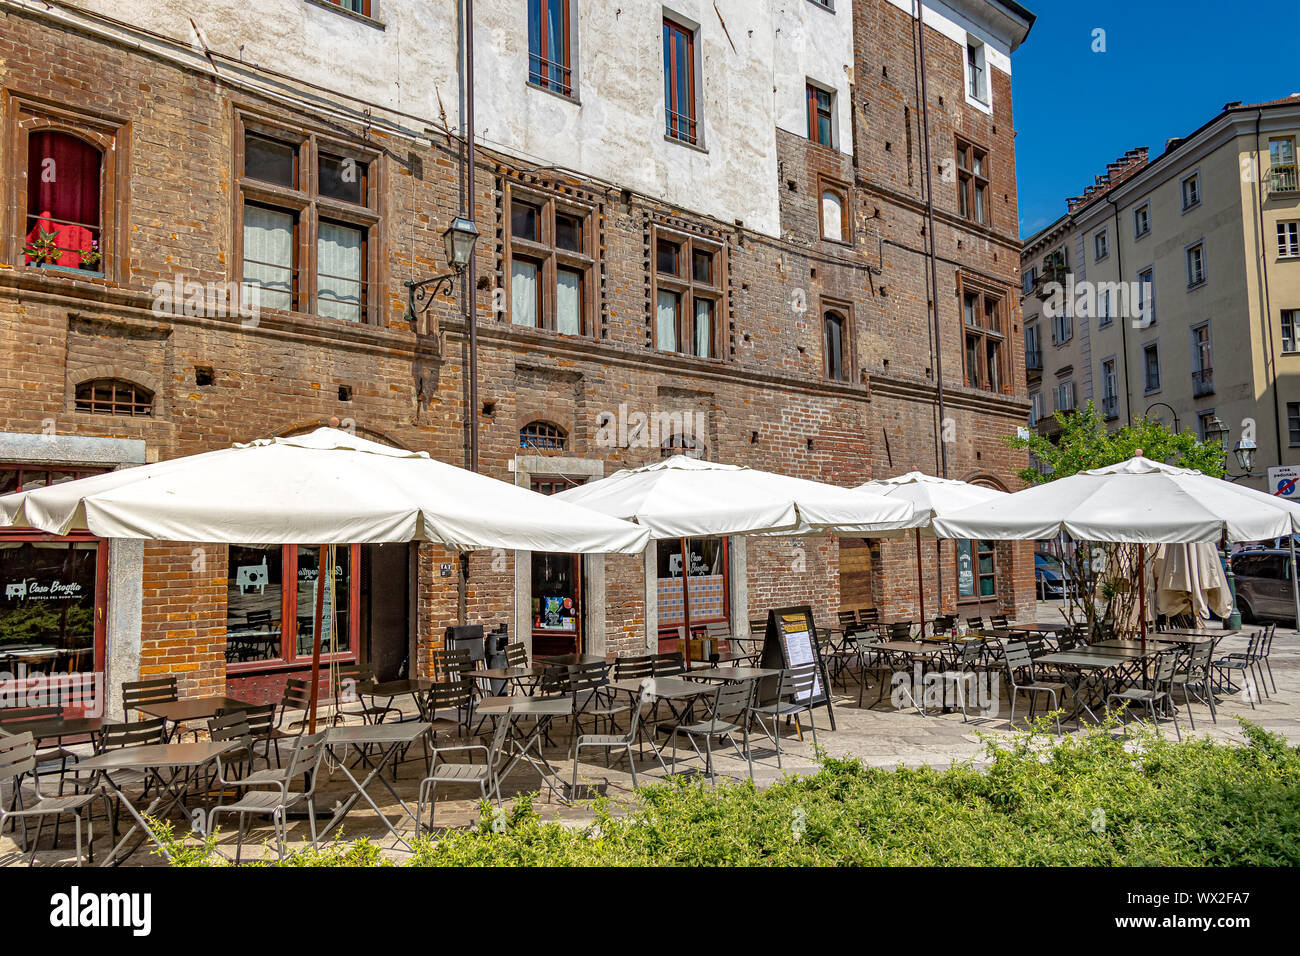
[1105,194,1133,426]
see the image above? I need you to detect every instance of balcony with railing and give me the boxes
[1192,367,1215,397]
[1101,394,1118,420]
[1270,163,1299,194]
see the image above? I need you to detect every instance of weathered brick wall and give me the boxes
[138,542,226,696]
[0,1,1036,699]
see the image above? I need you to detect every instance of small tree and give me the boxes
[1007,402,1226,633]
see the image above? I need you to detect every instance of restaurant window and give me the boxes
[506,190,593,336]
[960,283,1006,393]
[657,537,729,638]
[520,421,567,452]
[654,229,723,359]
[0,465,110,715]
[225,544,358,672]
[823,308,849,381]
[663,17,698,145]
[528,0,574,97]
[73,379,153,417]
[530,478,585,656]
[955,138,989,226]
[23,131,102,273]
[806,83,834,147]
[956,539,996,600]
[238,119,378,323]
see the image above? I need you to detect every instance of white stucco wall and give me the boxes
[772,1,855,155]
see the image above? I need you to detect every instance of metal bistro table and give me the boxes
[465,665,544,697]
[1035,645,1156,722]
[867,640,950,713]
[369,679,433,722]
[76,739,240,865]
[317,721,432,848]
[475,696,574,803]
[135,696,256,740]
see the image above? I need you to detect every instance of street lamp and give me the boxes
[404,217,480,323]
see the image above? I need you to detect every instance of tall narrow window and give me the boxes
[823,309,847,381]
[806,84,834,147]
[1143,342,1161,393]
[528,0,573,97]
[1269,136,1297,193]
[653,229,722,358]
[505,190,593,335]
[24,131,102,272]
[1192,324,1213,396]
[1277,221,1300,258]
[1134,202,1151,237]
[960,284,1006,392]
[1101,358,1118,420]
[1186,242,1206,287]
[956,139,989,225]
[1281,310,1300,354]
[1094,229,1109,261]
[966,40,987,103]
[1137,268,1156,326]
[819,179,851,243]
[1181,172,1201,210]
[663,18,698,145]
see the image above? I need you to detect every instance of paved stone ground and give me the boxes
[4,616,1296,866]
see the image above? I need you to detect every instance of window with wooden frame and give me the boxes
[653,228,724,359]
[505,187,594,336]
[323,0,372,16]
[73,378,153,417]
[806,83,834,147]
[7,96,127,282]
[236,115,379,323]
[959,278,1007,394]
[528,0,574,97]
[955,138,989,226]
[520,421,568,451]
[818,177,851,243]
[822,303,851,381]
[663,17,698,145]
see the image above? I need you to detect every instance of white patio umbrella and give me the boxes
[0,427,650,727]
[854,472,1007,626]
[553,455,917,661]
[932,454,1300,646]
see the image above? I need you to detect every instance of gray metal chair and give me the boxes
[668,680,755,784]
[1108,653,1182,740]
[1171,639,1218,727]
[572,680,658,790]
[332,663,401,724]
[615,654,656,681]
[1225,623,1274,698]
[1212,630,1260,706]
[944,639,991,722]
[1003,642,1065,735]
[121,675,194,740]
[751,665,818,767]
[568,660,629,738]
[0,732,98,866]
[417,713,512,835]
[206,729,329,863]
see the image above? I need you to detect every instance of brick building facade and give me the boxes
[0,0,1035,714]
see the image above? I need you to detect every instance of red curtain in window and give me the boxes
[25,131,101,268]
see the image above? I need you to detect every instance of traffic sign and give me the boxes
[1267,465,1300,498]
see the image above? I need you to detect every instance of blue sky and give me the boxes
[1011,0,1300,239]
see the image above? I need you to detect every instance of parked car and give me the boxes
[1230,548,1297,624]
[1034,552,1066,600]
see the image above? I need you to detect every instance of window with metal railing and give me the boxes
[663,18,698,145]
[528,0,574,97]
[1269,137,1298,193]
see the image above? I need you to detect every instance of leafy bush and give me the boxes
[159,720,1300,867]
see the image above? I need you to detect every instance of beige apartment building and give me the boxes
[1021,95,1300,492]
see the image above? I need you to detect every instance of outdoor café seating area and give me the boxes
[1,608,1290,867]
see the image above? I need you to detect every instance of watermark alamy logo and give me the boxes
[49,887,151,936]
[151,274,261,326]
[594,404,706,453]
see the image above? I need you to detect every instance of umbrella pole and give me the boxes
[915,529,925,632]
[1290,535,1300,629]
[680,536,693,667]
[308,544,326,734]
[1138,543,1148,675]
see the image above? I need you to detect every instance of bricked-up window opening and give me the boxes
[819,180,851,243]
[225,543,360,673]
[506,190,593,335]
[520,421,567,451]
[73,379,153,417]
[956,539,996,599]
[955,138,989,226]
[657,537,730,643]
[23,131,102,272]
[238,121,377,323]
[959,284,1006,393]
[807,84,834,147]
[823,309,848,381]
[663,18,698,145]
[654,229,723,358]
[528,0,573,97]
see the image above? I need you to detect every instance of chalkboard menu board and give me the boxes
[758,605,836,730]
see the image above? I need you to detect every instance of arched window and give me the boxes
[661,432,705,459]
[823,309,847,381]
[520,421,566,451]
[819,183,850,242]
[25,131,103,271]
[74,379,153,417]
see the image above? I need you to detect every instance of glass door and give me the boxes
[530,477,584,656]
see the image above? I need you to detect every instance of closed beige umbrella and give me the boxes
[1152,542,1231,622]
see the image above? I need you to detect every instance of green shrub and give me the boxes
[158,720,1300,867]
